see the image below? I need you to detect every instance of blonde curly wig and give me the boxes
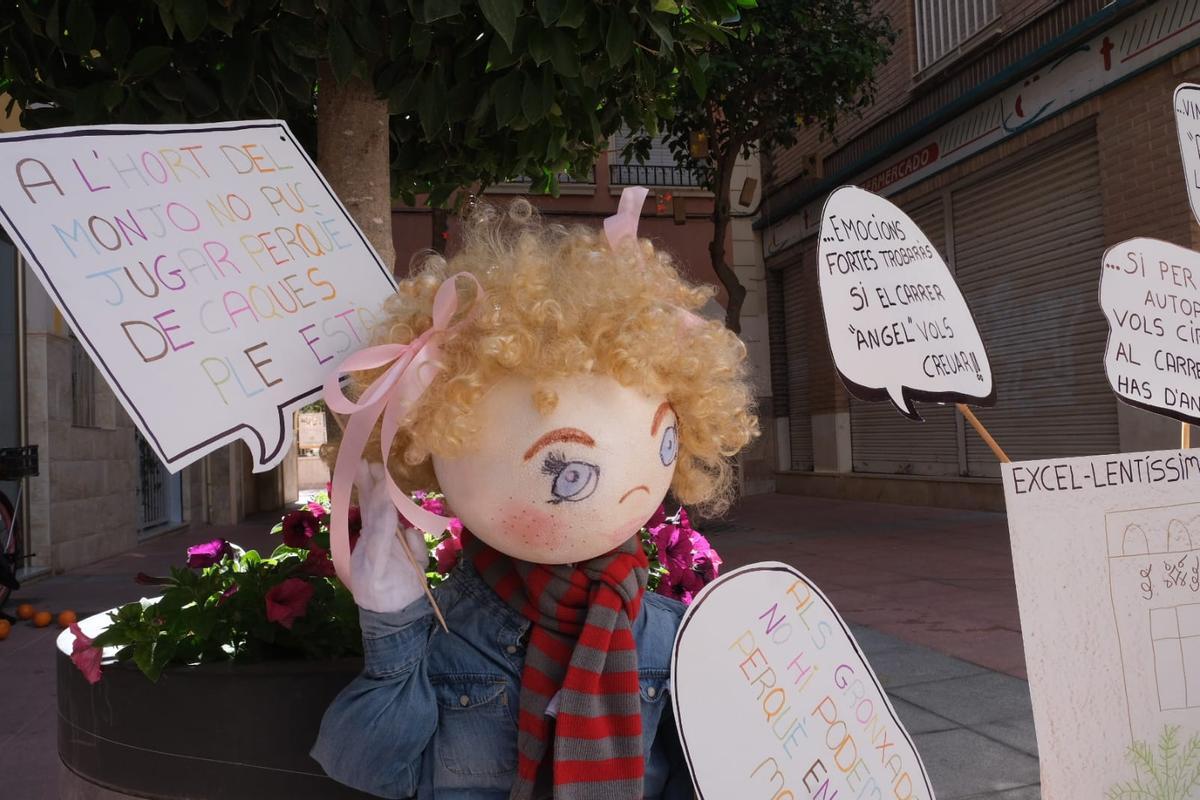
[351,199,759,516]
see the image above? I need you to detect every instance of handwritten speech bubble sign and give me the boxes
[1099,237,1200,425]
[817,185,994,420]
[0,121,397,473]
[672,562,935,800]
[1175,83,1200,225]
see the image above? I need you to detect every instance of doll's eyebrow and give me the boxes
[651,402,674,436]
[523,428,596,461]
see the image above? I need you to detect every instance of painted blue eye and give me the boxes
[543,452,600,503]
[660,425,679,466]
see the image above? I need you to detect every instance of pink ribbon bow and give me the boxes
[323,272,483,590]
[604,185,649,248]
[605,186,704,330]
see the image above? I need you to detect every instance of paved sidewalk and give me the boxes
[2,493,1038,799]
[713,493,1024,678]
[859,624,1039,800]
[708,494,1039,799]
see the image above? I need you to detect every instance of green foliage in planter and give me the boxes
[82,490,717,683]
[93,541,363,682]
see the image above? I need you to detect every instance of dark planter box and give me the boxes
[57,612,375,799]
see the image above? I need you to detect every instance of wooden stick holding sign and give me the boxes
[957,403,1010,463]
[1183,423,1191,449]
[397,529,449,633]
[817,186,997,439]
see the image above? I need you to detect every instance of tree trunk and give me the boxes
[710,149,747,333]
[316,62,392,440]
[316,61,395,271]
[431,207,449,254]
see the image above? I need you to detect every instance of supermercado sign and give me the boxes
[766,0,1200,255]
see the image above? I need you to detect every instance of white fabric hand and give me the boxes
[349,461,428,613]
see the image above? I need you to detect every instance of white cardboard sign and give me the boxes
[1175,83,1200,225]
[1003,450,1200,797]
[1100,237,1200,425]
[817,185,994,419]
[672,562,935,800]
[0,121,396,472]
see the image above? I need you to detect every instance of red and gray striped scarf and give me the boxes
[465,531,649,800]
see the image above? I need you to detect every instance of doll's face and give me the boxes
[432,374,678,564]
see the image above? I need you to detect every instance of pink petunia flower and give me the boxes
[651,520,693,574]
[689,530,722,583]
[420,496,447,516]
[69,623,103,685]
[301,547,338,578]
[306,500,328,519]
[434,529,463,575]
[646,505,668,529]
[281,509,320,550]
[657,565,706,605]
[265,578,315,629]
[186,538,234,569]
[217,583,240,605]
[348,506,363,553]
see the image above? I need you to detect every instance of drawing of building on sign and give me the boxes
[1150,604,1200,711]
[1106,506,1200,756]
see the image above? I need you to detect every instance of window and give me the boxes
[70,335,96,428]
[914,0,998,72]
[610,130,701,189]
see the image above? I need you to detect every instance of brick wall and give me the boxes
[25,331,139,572]
[767,0,1112,195]
[1098,59,1194,247]
[25,327,223,573]
[875,56,1194,250]
[770,0,912,188]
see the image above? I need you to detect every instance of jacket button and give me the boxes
[646,687,657,698]
[459,695,470,707]
[506,644,518,654]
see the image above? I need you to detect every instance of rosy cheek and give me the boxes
[498,503,559,548]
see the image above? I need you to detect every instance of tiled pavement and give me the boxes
[2,493,1039,799]
[857,625,1040,799]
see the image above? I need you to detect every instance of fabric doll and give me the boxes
[311,188,758,799]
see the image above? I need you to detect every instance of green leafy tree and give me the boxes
[631,1,894,331]
[1,0,746,262]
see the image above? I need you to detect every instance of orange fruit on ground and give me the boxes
[57,610,77,628]
[32,610,52,628]
[0,619,10,640]
[16,603,33,620]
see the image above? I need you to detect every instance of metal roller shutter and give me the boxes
[849,200,962,476]
[953,133,1118,477]
[783,255,814,471]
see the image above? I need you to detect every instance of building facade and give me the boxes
[761,0,1200,509]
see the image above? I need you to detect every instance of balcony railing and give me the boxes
[609,163,701,188]
[915,0,998,71]
[495,168,596,187]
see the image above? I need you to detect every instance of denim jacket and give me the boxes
[311,560,693,799]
